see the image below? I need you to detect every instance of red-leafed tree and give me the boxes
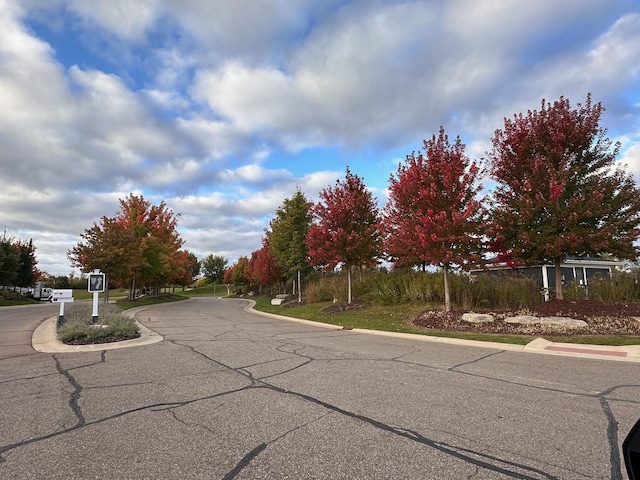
[488,95,640,300]
[171,250,198,290]
[246,237,283,294]
[68,194,184,299]
[383,127,484,312]
[306,168,382,304]
[223,266,234,294]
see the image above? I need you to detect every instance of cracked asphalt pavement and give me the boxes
[1,298,639,479]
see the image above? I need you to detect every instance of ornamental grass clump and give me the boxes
[57,303,139,344]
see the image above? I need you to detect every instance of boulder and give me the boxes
[461,313,495,323]
[504,315,540,325]
[540,316,588,328]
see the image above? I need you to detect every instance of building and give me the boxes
[469,257,626,300]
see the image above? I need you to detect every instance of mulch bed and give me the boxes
[64,333,141,345]
[411,300,640,337]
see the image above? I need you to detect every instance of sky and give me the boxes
[1,0,639,277]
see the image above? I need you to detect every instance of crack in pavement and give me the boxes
[167,340,564,479]
[222,442,267,480]
[52,354,85,429]
[0,385,253,462]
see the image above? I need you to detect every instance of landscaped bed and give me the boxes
[57,303,140,345]
[412,299,640,337]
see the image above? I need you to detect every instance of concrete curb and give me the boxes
[32,305,163,353]
[244,300,640,363]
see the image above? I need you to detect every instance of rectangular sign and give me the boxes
[52,297,74,303]
[88,273,105,292]
[52,289,73,298]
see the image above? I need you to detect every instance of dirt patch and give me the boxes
[322,302,369,314]
[412,300,640,337]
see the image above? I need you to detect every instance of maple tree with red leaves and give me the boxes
[68,194,184,299]
[488,94,640,300]
[246,237,283,294]
[306,168,382,303]
[171,250,199,290]
[382,127,484,312]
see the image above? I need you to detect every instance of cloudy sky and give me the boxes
[1,0,639,276]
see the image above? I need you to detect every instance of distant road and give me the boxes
[1,297,638,479]
[0,303,57,359]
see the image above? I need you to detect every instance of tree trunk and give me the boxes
[347,266,352,304]
[129,277,136,301]
[554,257,564,300]
[297,270,302,303]
[443,263,451,313]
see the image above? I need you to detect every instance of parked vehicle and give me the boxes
[32,281,52,301]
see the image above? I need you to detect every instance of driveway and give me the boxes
[1,297,638,479]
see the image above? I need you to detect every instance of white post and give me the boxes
[58,301,65,325]
[541,266,549,301]
[298,270,301,303]
[92,291,99,323]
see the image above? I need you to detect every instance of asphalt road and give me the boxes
[0,302,58,359]
[1,297,639,479]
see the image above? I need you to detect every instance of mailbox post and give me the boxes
[51,289,74,325]
[88,270,105,323]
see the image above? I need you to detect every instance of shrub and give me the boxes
[57,303,139,343]
[587,272,640,302]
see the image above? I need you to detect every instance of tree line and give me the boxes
[0,231,39,290]
[67,95,640,309]
[225,94,640,310]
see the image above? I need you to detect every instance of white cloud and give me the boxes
[2,0,639,275]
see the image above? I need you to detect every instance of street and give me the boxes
[1,297,639,479]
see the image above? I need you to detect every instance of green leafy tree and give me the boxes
[189,252,201,281]
[488,95,640,300]
[201,254,228,284]
[232,256,249,290]
[306,168,382,303]
[268,189,312,294]
[0,236,18,287]
[383,127,484,312]
[14,239,39,288]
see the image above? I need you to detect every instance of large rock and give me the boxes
[504,315,540,325]
[540,316,588,328]
[461,313,495,323]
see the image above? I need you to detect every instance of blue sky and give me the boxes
[1,0,639,276]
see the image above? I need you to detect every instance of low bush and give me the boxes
[57,303,139,344]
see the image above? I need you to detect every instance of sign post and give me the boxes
[88,270,105,323]
[51,289,74,325]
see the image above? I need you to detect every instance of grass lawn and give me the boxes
[248,295,640,346]
[249,296,536,345]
